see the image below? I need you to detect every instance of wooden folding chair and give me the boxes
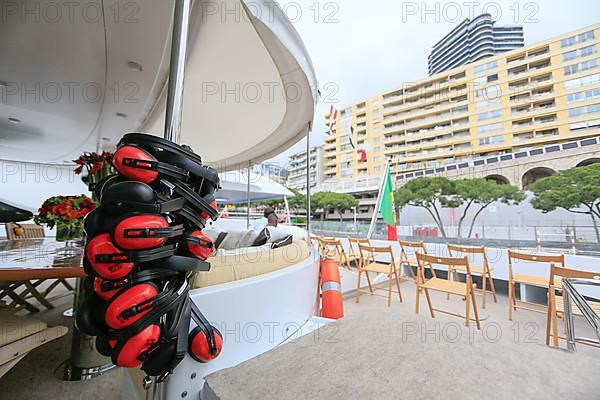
[0,306,68,378]
[320,238,352,269]
[546,265,600,349]
[2,224,75,311]
[356,244,403,307]
[5,223,45,240]
[347,237,370,269]
[398,240,427,281]
[508,250,565,320]
[447,244,497,309]
[415,252,481,329]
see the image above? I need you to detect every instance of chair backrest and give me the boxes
[358,244,395,270]
[550,265,600,286]
[348,237,370,259]
[5,223,45,240]
[448,244,488,268]
[399,240,426,262]
[320,238,346,258]
[508,249,565,281]
[415,252,471,282]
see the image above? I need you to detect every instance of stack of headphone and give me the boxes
[76,133,224,378]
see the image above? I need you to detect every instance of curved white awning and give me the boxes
[142,0,317,171]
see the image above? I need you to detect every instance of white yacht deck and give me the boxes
[204,283,600,400]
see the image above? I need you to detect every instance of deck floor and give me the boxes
[205,281,600,400]
[3,280,600,400]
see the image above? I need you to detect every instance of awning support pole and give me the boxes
[306,125,312,242]
[247,161,251,229]
[165,0,192,143]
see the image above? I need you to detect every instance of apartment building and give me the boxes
[286,147,325,193]
[429,14,524,75]
[323,23,600,186]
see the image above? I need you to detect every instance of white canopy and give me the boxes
[0,0,317,169]
[218,171,293,204]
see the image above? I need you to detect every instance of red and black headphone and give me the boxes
[181,231,215,261]
[188,299,222,363]
[118,133,220,196]
[158,178,219,222]
[113,145,188,185]
[97,179,212,230]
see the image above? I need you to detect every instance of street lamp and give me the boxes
[351,206,357,231]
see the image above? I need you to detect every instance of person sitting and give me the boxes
[251,206,275,232]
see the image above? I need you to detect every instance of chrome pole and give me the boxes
[165,0,192,143]
[247,161,251,229]
[306,125,311,242]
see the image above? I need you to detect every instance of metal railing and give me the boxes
[561,277,600,352]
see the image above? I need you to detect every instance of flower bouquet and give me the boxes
[34,195,97,241]
[73,151,116,199]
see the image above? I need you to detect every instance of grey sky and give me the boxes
[267,0,600,165]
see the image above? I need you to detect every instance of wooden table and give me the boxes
[0,239,85,312]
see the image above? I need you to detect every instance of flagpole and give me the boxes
[367,158,391,239]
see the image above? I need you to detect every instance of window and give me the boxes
[374,166,382,172]
[567,92,584,103]
[561,36,577,48]
[374,156,383,163]
[580,45,597,58]
[569,107,585,117]
[588,103,600,114]
[478,110,502,121]
[563,50,578,61]
[341,162,352,169]
[373,147,381,152]
[479,135,504,145]
[561,30,595,48]
[478,123,502,134]
[565,73,600,90]
[564,59,599,76]
[564,64,579,76]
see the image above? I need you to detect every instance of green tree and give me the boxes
[395,177,458,238]
[452,179,525,238]
[530,163,600,242]
[311,191,358,222]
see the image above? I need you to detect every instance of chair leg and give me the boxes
[545,292,553,346]
[5,284,40,313]
[470,285,481,330]
[424,288,435,318]
[23,281,54,310]
[446,269,453,301]
[508,281,513,321]
[394,269,403,303]
[481,273,487,309]
[415,283,421,314]
[387,273,393,307]
[552,295,559,348]
[356,270,361,304]
[465,291,471,327]
[365,271,374,295]
[488,271,498,303]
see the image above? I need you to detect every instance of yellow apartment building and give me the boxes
[323,23,600,183]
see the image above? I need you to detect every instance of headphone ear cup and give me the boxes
[96,335,116,357]
[141,338,182,377]
[113,215,172,250]
[102,181,157,216]
[188,325,223,363]
[114,145,159,184]
[104,283,159,330]
[86,234,135,280]
[94,174,124,202]
[112,324,161,368]
[76,295,107,336]
[186,231,214,261]
[93,277,124,301]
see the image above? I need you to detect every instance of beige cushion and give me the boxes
[0,309,47,347]
[191,240,312,288]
